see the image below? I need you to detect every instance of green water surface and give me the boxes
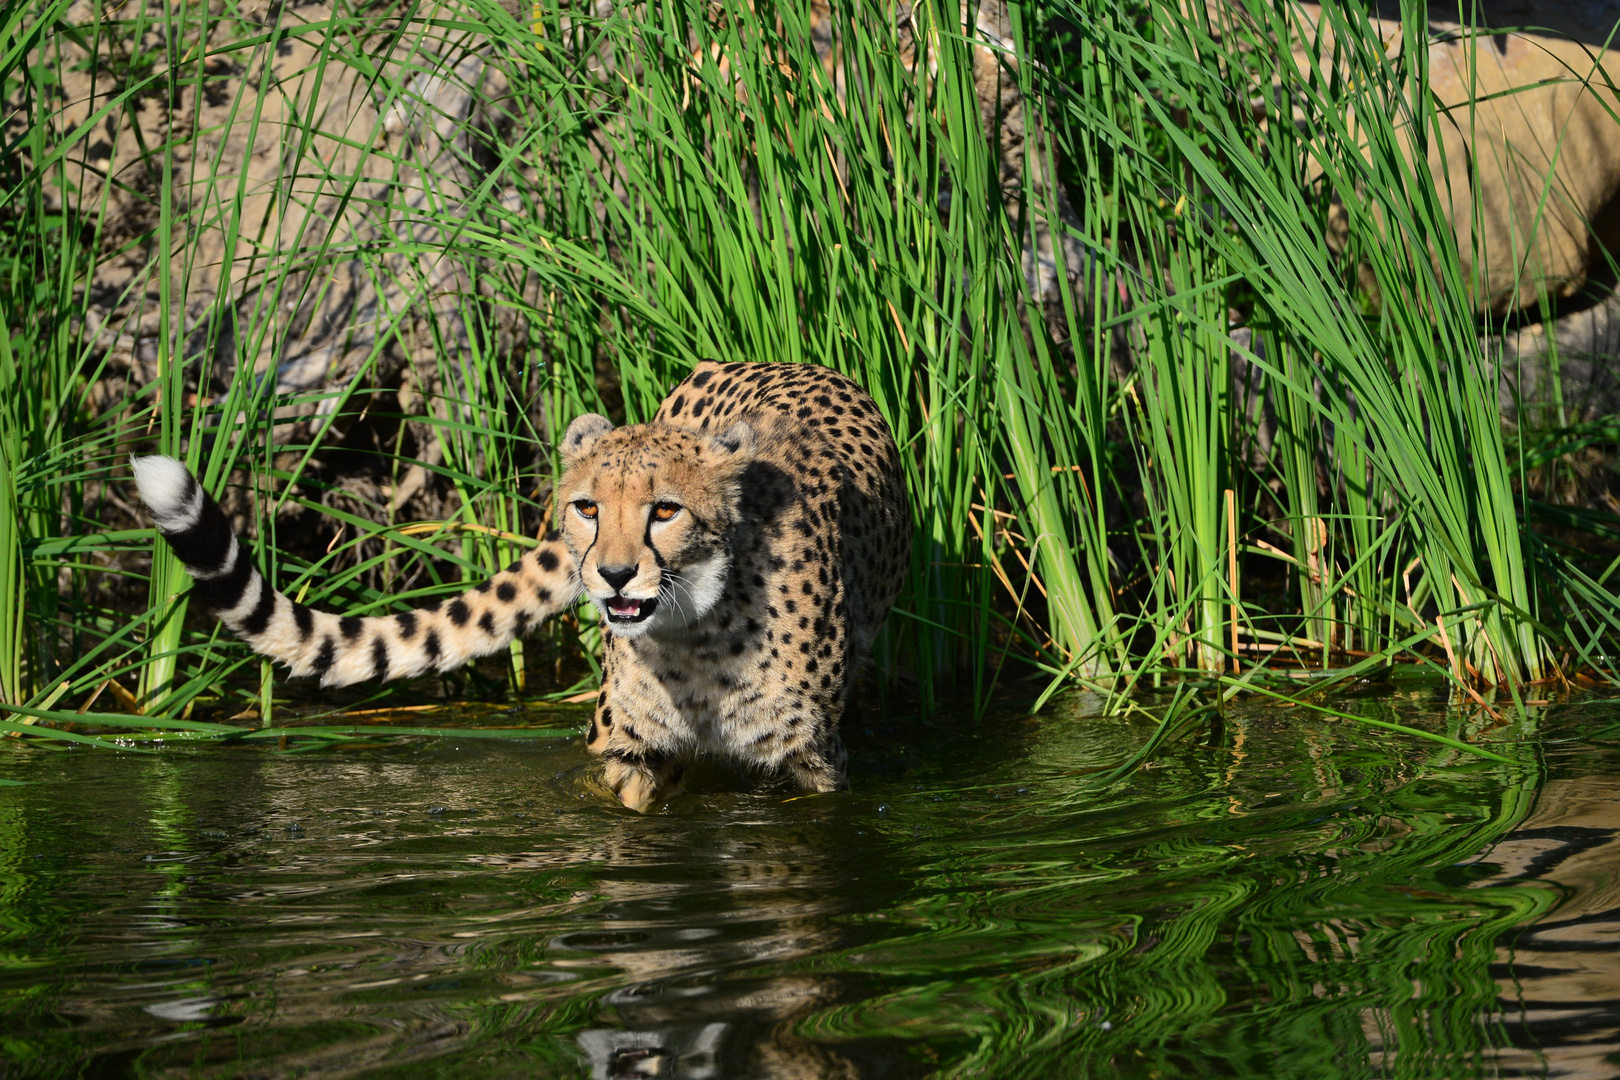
[0,686,1615,1078]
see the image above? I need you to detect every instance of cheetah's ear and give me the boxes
[561,414,614,461]
[702,420,755,465]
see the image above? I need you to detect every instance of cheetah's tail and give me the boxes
[132,455,580,687]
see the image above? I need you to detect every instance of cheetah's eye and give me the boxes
[574,499,598,520]
[652,502,682,522]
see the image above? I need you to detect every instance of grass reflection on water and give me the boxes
[0,688,1609,1078]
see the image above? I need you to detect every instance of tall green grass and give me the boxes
[1035,0,1620,690]
[1,0,1617,740]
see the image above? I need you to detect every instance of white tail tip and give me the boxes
[130,455,195,521]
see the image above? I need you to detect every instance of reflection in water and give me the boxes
[0,691,1615,1077]
[1477,770,1620,1079]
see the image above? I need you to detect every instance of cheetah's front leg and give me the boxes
[585,698,687,811]
[603,755,685,811]
[784,730,849,794]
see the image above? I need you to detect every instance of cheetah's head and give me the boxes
[557,415,755,639]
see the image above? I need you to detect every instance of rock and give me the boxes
[1297,1,1620,317]
[1498,283,1620,422]
[45,2,498,464]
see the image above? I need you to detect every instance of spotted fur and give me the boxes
[135,361,911,810]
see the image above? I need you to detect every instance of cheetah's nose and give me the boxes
[598,565,637,592]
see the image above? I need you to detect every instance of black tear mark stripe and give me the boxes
[161,483,236,574]
[578,533,599,574]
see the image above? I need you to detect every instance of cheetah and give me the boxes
[134,361,912,809]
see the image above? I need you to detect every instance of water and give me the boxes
[0,685,1616,1078]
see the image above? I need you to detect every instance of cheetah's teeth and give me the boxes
[606,596,659,622]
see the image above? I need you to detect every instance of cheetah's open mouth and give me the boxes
[606,596,659,623]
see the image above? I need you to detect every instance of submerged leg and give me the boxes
[585,695,686,811]
[602,752,687,812]
[785,731,848,794]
